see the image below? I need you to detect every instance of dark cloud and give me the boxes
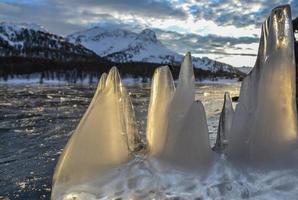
[189,0,298,27]
[1,0,296,35]
[0,0,187,35]
[0,1,86,35]
[57,0,187,20]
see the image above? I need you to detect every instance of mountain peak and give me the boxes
[137,29,158,43]
[65,26,238,74]
[67,26,138,56]
[0,21,47,33]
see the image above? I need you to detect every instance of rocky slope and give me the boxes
[0,22,97,61]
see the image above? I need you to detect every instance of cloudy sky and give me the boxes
[0,0,297,67]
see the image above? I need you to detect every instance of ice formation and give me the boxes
[146,66,175,156]
[51,5,298,199]
[51,67,140,199]
[147,53,215,170]
[227,5,298,165]
[213,92,234,153]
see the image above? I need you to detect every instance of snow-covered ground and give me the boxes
[67,27,138,56]
[0,22,47,47]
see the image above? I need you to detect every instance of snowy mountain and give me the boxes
[67,27,138,57]
[0,22,244,78]
[0,22,97,60]
[68,27,241,73]
[105,29,181,64]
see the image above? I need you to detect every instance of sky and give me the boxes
[0,0,297,67]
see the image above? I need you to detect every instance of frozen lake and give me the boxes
[2,82,298,200]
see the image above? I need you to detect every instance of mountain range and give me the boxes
[0,22,249,81]
[0,22,97,60]
[67,27,240,74]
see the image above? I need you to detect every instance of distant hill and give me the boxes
[0,22,98,61]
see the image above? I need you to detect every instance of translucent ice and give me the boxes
[51,67,140,199]
[146,66,175,156]
[213,92,234,154]
[227,5,298,166]
[147,53,215,170]
[78,72,107,127]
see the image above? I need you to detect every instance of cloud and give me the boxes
[187,0,298,27]
[0,0,188,35]
[0,1,87,35]
[2,0,296,35]
[154,29,259,57]
[57,0,188,20]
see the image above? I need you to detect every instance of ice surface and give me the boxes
[213,92,234,153]
[51,68,140,199]
[3,82,298,199]
[227,5,298,166]
[147,53,215,170]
